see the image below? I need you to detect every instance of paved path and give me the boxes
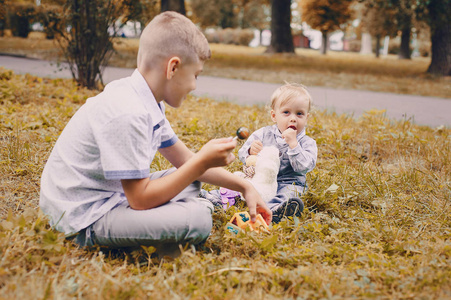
[1,55,449,128]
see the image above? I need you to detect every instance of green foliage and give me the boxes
[1,68,451,298]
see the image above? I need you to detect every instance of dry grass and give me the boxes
[1,68,451,299]
[1,33,450,98]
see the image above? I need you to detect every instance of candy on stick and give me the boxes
[233,127,250,140]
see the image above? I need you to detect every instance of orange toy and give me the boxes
[226,211,270,234]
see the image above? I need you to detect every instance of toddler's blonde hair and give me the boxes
[270,82,313,112]
[137,11,211,69]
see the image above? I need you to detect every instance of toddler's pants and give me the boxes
[267,184,306,211]
[74,168,213,256]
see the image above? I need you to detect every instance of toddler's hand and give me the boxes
[249,140,263,155]
[197,137,237,169]
[282,128,298,149]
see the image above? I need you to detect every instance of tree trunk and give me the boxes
[265,0,294,53]
[219,1,235,29]
[161,0,186,15]
[427,0,451,76]
[320,31,328,55]
[398,26,411,59]
[375,34,381,58]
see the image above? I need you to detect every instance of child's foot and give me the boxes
[271,198,304,224]
[199,189,223,208]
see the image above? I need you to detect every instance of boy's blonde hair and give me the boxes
[270,83,313,112]
[137,11,211,69]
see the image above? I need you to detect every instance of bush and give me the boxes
[8,2,37,38]
[205,28,254,46]
[346,39,361,52]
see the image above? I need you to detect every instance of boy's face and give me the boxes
[271,96,310,135]
[164,60,204,108]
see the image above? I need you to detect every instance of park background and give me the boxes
[0,0,450,299]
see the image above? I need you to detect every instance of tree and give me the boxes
[299,0,354,54]
[419,0,451,76]
[122,0,159,29]
[360,1,397,57]
[391,0,416,59]
[161,0,185,15]
[266,0,294,53]
[191,0,268,30]
[190,0,237,28]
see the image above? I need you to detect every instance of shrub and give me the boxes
[346,39,361,52]
[205,28,255,46]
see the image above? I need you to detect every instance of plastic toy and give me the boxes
[220,187,241,210]
[234,127,250,140]
[226,211,269,234]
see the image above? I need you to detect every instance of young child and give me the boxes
[237,83,318,223]
[39,11,271,256]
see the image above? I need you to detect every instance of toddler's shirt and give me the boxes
[40,70,178,234]
[238,125,317,186]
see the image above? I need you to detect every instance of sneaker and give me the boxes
[199,189,223,208]
[271,198,304,224]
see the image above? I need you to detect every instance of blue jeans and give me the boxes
[266,183,306,211]
[74,168,213,255]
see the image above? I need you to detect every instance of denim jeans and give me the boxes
[266,183,306,211]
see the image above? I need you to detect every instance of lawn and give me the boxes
[0,32,450,99]
[0,67,450,299]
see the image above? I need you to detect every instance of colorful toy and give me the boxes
[234,127,250,140]
[226,211,269,234]
[220,187,241,210]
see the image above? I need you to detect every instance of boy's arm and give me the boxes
[160,140,272,223]
[121,138,236,211]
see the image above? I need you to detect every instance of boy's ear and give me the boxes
[270,110,276,122]
[166,56,181,79]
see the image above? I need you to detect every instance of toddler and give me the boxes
[237,83,318,223]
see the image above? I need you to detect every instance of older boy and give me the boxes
[40,12,271,254]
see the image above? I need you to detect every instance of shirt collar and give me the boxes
[130,69,166,129]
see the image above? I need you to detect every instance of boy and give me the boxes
[40,12,271,254]
[238,83,318,223]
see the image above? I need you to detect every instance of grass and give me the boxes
[1,67,451,299]
[0,32,450,99]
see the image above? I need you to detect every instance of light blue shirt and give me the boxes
[40,70,178,234]
[238,125,317,186]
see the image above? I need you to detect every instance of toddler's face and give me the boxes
[164,60,204,108]
[271,96,310,135]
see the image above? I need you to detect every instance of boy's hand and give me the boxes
[249,140,263,155]
[282,128,298,149]
[242,183,272,224]
[196,137,237,169]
